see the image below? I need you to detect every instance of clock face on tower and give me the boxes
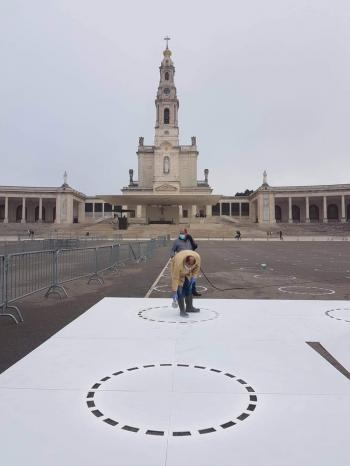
[163,88,170,95]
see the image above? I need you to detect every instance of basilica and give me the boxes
[100,41,221,224]
[1,43,350,226]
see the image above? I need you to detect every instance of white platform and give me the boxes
[0,298,350,466]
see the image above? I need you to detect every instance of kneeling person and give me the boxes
[171,250,201,317]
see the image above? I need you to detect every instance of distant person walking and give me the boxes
[235,230,241,240]
[279,230,283,240]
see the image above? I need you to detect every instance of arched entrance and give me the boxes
[16,205,27,222]
[0,204,4,221]
[292,205,300,222]
[309,204,319,222]
[275,205,282,222]
[35,206,46,222]
[327,204,339,221]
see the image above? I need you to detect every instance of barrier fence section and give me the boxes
[0,237,168,324]
[0,256,4,310]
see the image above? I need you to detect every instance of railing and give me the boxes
[0,238,126,255]
[0,237,168,324]
[0,256,4,310]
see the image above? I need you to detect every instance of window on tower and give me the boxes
[164,108,170,124]
[165,72,169,80]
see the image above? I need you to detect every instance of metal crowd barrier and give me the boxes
[0,256,5,311]
[0,236,168,324]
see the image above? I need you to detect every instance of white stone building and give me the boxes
[0,180,86,224]
[1,43,350,227]
[100,43,221,223]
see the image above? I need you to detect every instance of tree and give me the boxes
[235,189,253,197]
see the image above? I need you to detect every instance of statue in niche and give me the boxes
[191,136,196,146]
[204,168,209,183]
[129,169,134,185]
[163,156,170,174]
[138,136,144,146]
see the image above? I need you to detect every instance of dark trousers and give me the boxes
[177,278,192,298]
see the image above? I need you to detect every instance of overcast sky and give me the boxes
[1,0,350,196]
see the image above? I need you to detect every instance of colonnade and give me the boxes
[276,194,350,223]
[0,195,85,224]
[0,196,53,223]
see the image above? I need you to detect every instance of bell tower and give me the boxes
[154,37,179,146]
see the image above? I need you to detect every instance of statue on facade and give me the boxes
[139,136,144,146]
[204,168,209,184]
[191,136,196,146]
[163,156,170,174]
[62,170,69,188]
[129,169,134,185]
[263,170,268,185]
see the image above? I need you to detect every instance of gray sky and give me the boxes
[1,0,350,195]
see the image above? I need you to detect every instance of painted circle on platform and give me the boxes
[153,284,208,294]
[138,305,219,324]
[253,274,296,281]
[236,266,258,271]
[278,286,335,296]
[86,363,257,437]
[325,308,350,323]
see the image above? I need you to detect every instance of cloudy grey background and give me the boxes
[1,0,350,195]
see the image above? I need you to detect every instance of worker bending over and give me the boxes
[171,250,201,317]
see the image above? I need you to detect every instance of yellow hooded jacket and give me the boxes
[171,250,201,292]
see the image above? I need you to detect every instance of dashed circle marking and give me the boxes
[137,306,219,324]
[253,274,296,281]
[325,308,350,323]
[86,363,257,436]
[278,286,335,296]
[153,284,208,294]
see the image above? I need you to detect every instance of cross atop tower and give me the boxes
[164,36,171,49]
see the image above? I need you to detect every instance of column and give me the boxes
[250,200,256,222]
[288,197,293,223]
[269,194,276,223]
[21,197,26,223]
[122,205,128,218]
[92,202,95,219]
[239,203,242,217]
[66,197,74,224]
[178,205,183,219]
[305,196,310,223]
[78,202,85,223]
[55,196,61,223]
[323,196,328,223]
[206,205,212,217]
[136,205,142,218]
[191,205,197,218]
[38,197,43,222]
[219,203,222,216]
[341,195,346,223]
[102,202,105,218]
[4,196,8,223]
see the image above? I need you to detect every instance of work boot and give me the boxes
[178,295,189,318]
[185,294,200,313]
[192,283,201,296]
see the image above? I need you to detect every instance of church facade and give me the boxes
[101,43,221,224]
[1,43,350,226]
